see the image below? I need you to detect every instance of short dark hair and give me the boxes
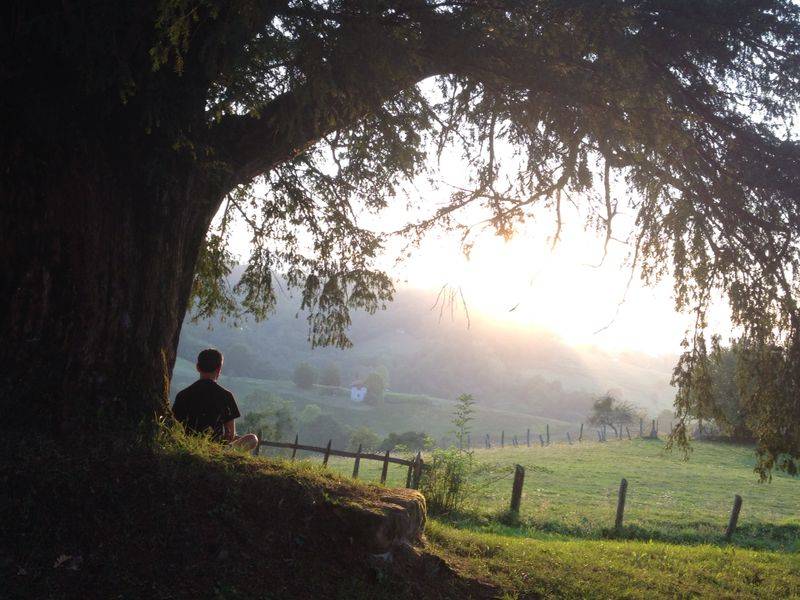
[197,348,223,373]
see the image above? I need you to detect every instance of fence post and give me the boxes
[412,452,423,489]
[291,433,299,461]
[526,428,531,447]
[380,450,390,484]
[322,439,332,467]
[510,464,525,513]
[579,423,584,442]
[567,432,572,444]
[501,430,505,448]
[254,429,263,456]
[725,495,743,541]
[539,434,545,447]
[486,433,491,449]
[546,424,550,445]
[615,478,628,531]
[352,444,362,479]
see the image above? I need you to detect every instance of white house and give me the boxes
[350,381,367,402]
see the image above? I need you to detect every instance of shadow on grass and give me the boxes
[432,507,799,552]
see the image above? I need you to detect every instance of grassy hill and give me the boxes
[172,356,574,442]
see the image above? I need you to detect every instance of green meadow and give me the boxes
[265,437,800,598]
[318,438,800,551]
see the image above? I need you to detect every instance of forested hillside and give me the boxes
[178,286,676,422]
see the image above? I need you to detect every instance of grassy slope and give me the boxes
[173,357,572,440]
[324,438,799,551]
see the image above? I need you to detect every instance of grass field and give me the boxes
[426,521,800,599]
[265,438,800,597]
[313,437,799,551]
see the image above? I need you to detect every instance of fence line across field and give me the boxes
[472,419,663,449]
[256,433,425,488]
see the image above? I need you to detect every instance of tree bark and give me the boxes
[0,143,219,437]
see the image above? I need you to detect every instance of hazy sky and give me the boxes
[225,105,735,356]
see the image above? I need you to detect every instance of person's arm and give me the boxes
[222,390,241,442]
[223,419,236,442]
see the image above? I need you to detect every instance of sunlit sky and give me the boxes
[226,127,735,357]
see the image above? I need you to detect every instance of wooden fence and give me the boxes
[471,418,666,450]
[504,465,745,540]
[256,434,425,489]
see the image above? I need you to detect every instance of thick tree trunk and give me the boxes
[0,146,218,437]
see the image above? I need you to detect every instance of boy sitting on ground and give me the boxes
[172,348,258,451]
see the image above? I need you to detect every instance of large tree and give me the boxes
[4,1,800,473]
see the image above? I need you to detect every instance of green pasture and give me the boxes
[426,521,800,599]
[319,438,799,551]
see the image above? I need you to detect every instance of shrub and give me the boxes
[419,448,472,515]
[348,426,381,452]
[293,362,317,389]
[380,431,434,452]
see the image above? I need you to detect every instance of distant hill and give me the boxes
[177,286,677,423]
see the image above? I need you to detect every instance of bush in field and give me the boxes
[588,393,635,437]
[451,393,476,450]
[364,371,386,405]
[380,431,434,452]
[297,403,322,425]
[319,363,341,388]
[240,391,294,441]
[419,448,472,515]
[293,362,316,389]
[348,426,380,452]
[300,414,349,448]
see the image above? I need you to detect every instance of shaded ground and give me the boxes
[1,428,488,600]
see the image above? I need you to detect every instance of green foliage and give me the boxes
[451,393,476,450]
[364,371,386,406]
[319,363,342,388]
[293,362,316,390]
[587,393,635,436]
[380,431,434,453]
[301,414,349,448]
[348,426,380,452]
[241,390,294,441]
[298,403,322,426]
[419,448,472,515]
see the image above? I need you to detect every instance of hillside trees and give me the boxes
[364,372,387,406]
[588,394,635,437]
[319,363,342,388]
[3,2,800,474]
[293,362,317,389]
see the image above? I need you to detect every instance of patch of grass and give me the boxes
[427,520,800,599]
[434,439,800,551]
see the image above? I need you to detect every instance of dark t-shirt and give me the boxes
[172,379,240,440]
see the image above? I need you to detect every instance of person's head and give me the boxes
[196,348,223,379]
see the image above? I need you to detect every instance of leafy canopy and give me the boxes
[140,1,800,472]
